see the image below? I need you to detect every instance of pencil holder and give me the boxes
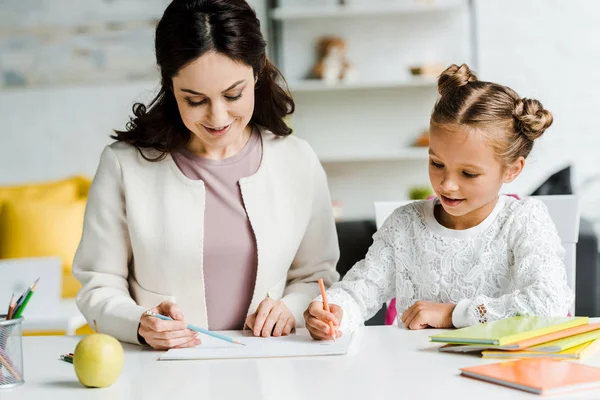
[0,315,24,389]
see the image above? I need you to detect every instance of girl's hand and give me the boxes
[245,297,296,337]
[138,301,200,349]
[304,301,343,340]
[401,301,456,330]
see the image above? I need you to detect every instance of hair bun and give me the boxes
[437,64,478,97]
[513,98,553,141]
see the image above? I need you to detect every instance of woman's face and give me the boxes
[172,51,255,156]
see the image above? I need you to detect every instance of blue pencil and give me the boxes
[145,311,245,346]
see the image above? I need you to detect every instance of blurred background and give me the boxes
[1,0,600,327]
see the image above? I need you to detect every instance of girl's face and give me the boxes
[172,51,255,157]
[428,124,523,225]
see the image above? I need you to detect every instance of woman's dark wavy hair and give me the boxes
[112,0,295,161]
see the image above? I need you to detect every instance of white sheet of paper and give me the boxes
[159,328,353,360]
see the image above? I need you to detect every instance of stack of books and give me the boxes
[429,316,600,361]
[430,316,600,395]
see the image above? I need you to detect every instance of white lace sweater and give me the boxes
[323,196,574,331]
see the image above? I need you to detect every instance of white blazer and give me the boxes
[73,129,340,344]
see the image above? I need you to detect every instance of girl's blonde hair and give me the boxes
[430,64,553,167]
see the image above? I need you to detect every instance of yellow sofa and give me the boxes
[0,176,95,334]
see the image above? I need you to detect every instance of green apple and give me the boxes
[73,333,124,388]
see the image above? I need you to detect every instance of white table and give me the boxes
[4,324,600,400]
[21,300,87,335]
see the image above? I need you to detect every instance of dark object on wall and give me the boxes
[531,165,573,195]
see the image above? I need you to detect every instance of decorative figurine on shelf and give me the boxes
[413,129,430,147]
[310,36,357,85]
[409,63,446,78]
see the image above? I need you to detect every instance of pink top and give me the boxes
[172,129,262,330]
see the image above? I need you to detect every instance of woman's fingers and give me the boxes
[249,298,296,337]
[149,334,200,350]
[173,336,202,349]
[245,313,256,331]
[141,325,196,339]
[282,317,294,336]
[272,311,290,337]
[158,301,185,321]
[138,301,194,349]
[261,307,282,337]
[251,299,276,336]
[140,312,187,333]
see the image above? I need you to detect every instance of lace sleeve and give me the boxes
[457,199,574,327]
[317,212,399,332]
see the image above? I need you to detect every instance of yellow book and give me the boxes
[429,316,589,346]
[482,338,600,360]
[529,329,600,353]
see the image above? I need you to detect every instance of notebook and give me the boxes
[531,328,600,353]
[438,322,600,353]
[159,328,355,360]
[429,316,588,346]
[460,358,600,395]
[482,338,600,360]
[0,257,61,317]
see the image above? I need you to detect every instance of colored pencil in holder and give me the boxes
[12,278,39,320]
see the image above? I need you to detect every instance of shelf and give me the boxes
[271,1,466,20]
[318,147,429,163]
[287,77,436,92]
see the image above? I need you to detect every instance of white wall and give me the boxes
[1,1,599,224]
[475,0,600,228]
[0,80,159,184]
[0,0,266,185]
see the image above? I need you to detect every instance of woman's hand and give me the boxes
[138,301,200,349]
[401,301,456,330]
[245,297,296,337]
[304,301,343,341]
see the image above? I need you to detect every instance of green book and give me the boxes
[429,316,589,346]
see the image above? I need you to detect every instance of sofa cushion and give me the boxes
[0,177,79,204]
[0,198,86,277]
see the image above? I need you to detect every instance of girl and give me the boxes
[304,64,573,339]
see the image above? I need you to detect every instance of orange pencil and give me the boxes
[318,278,336,341]
[5,293,14,319]
[7,295,16,320]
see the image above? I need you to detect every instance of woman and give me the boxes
[73,0,340,349]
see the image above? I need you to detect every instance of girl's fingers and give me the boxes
[402,306,419,329]
[305,314,333,336]
[308,302,339,325]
